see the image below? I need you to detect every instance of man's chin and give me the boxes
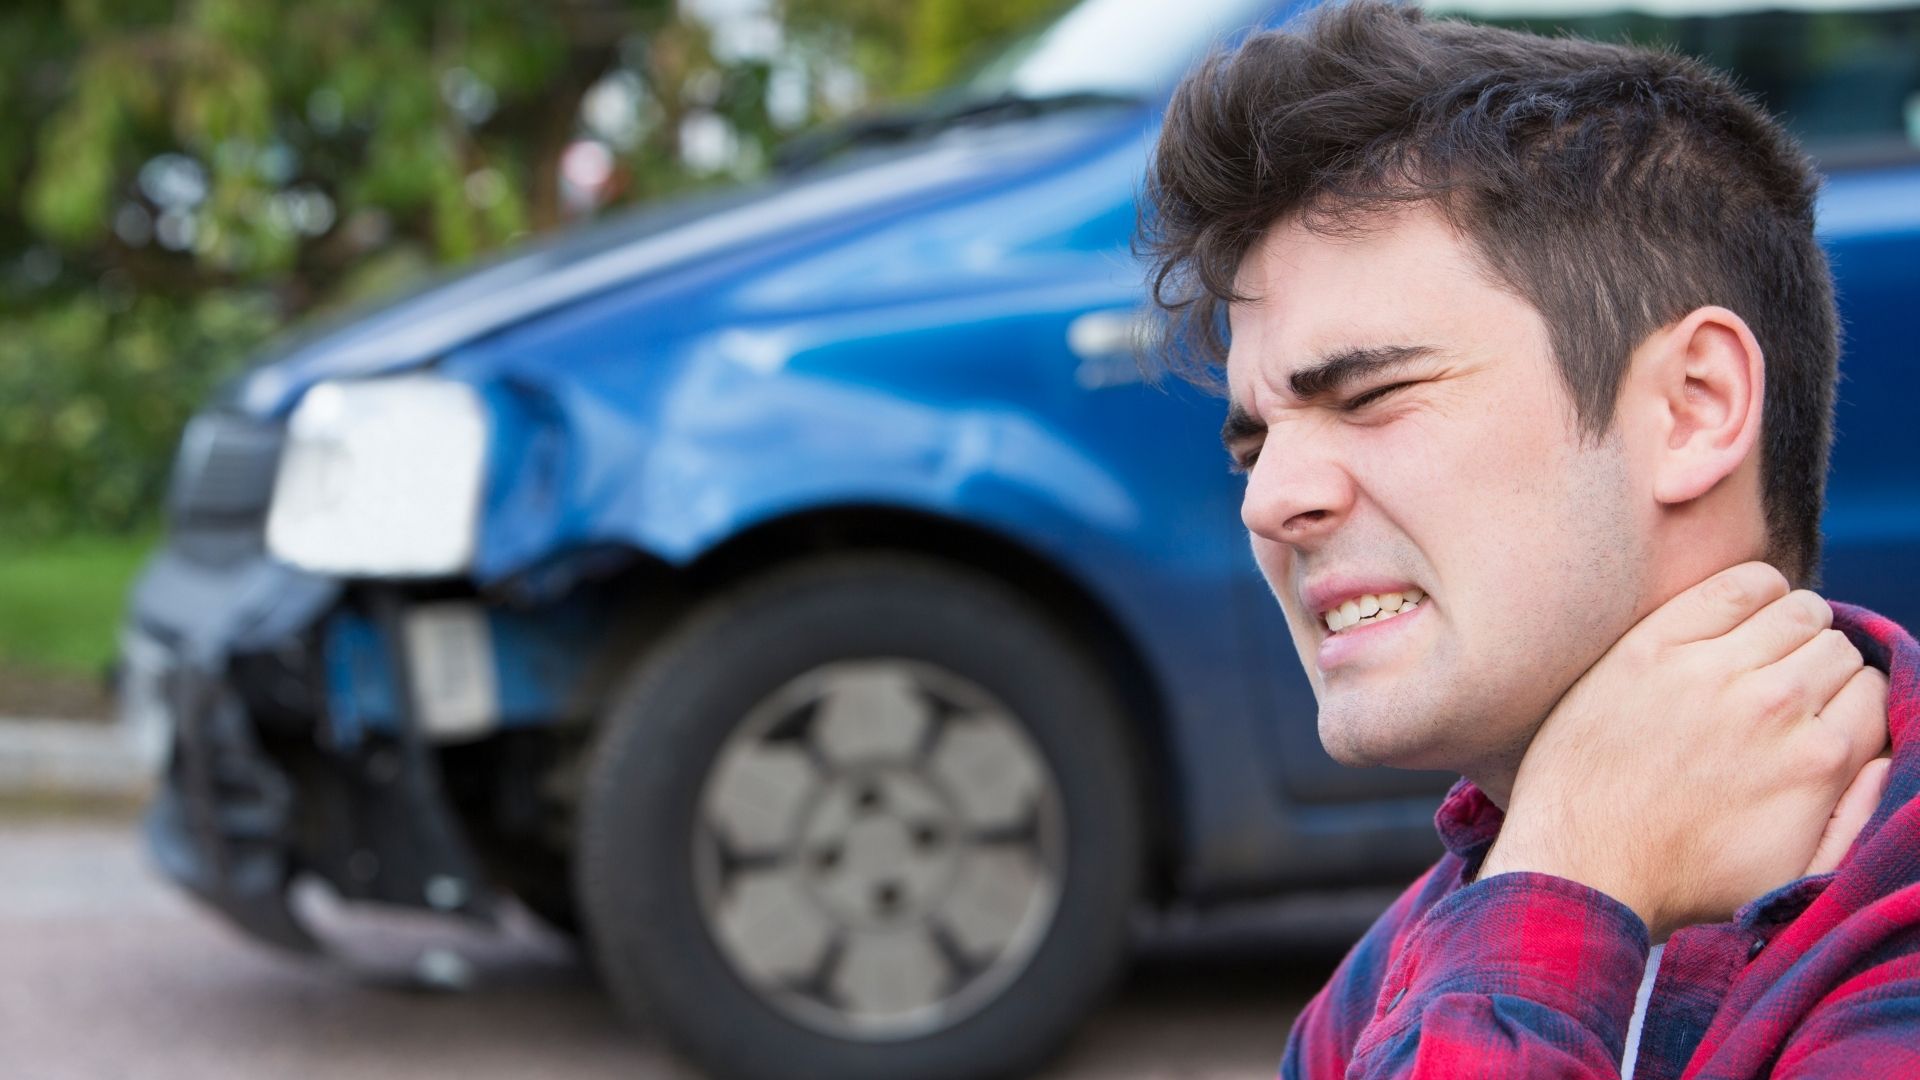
[1316,704,1454,771]
[1319,737,1390,769]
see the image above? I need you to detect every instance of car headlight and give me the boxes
[266,376,489,577]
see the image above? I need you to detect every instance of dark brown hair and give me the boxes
[1141,1,1838,582]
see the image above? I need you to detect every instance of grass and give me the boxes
[0,532,158,676]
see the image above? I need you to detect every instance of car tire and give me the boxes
[576,554,1144,1080]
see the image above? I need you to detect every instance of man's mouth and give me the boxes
[1321,589,1425,633]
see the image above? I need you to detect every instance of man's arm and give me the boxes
[1341,872,1649,1078]
[1339,884,1920,1079]
[1479,563,1887,940]
[1315,564,1890,1078]
[1280,850,1653,1079]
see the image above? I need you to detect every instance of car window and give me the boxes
[1427,0,1920,167]
[966,0,1277,99]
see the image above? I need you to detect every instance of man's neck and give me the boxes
[1464,738,1530,813]
[1455,554,1775,818]
[1468,772,1513,814]
[1477,777,1512,813]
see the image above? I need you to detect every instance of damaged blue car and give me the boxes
[121,0,1920,1077]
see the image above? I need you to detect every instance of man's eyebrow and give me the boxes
[1287,344,1437,401]
[1220,343,1439,451]
[1221,402,1266,451]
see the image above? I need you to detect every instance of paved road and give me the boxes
[0,811,1391,1080]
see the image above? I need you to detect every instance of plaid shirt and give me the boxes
[1282,603,1920,1079]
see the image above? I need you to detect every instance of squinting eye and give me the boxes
[1230,450,1260,475]
[1346,383,1410,410]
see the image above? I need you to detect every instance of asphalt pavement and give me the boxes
[0,805,1389,1080]
[0,716,1393,1078]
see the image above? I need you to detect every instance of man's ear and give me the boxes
[1639,306,1766,507]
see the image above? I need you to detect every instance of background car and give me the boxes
[122,0,1920,1077]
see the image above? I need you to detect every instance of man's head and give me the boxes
[1142,3,1839,786]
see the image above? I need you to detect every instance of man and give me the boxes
[1141,3,1918,1076]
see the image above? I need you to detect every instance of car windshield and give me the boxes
[964,0,1279,100]
[772,0,1280,172]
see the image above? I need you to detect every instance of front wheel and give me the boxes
[576,555,1144,1080]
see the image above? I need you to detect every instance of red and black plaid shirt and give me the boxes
[1282,602,1920,1078]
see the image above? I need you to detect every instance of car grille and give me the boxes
[168,413,283,562]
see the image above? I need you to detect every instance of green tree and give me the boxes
[0,0,1065,538]
[784,0,1069,96]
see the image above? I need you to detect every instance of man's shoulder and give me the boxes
[1281,851,1472,1075]
[1334,853,1474,1000]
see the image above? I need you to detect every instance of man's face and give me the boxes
[1225,207,1652,777]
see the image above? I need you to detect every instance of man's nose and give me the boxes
[1240,443,1354,548]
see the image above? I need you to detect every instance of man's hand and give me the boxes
[1477,562,1890,942]
[1805,745,1891,875]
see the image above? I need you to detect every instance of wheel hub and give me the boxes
[693,660,1065,1039]
[799,767,963,929]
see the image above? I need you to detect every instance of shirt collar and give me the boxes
[1831,601,1919,760]
[1432,603,1917,877]
[1435,775,1503,859]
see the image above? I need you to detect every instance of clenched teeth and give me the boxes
[1324,589,1424,632]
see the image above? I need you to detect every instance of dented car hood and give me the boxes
[232,106,1152,418]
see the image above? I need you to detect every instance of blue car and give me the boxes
[123,0,1920,1076]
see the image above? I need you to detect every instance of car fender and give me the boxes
[451,302,1345,893]
[471,332,1140,589]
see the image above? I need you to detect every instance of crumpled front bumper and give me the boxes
[127,547,496,953]
[143,661,318,951]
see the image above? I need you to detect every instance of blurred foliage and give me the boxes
[0,531,156,674]
[0,0,1064,539]
[785,0,1069,95]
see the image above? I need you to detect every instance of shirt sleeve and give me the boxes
[1344,871,1652,1079]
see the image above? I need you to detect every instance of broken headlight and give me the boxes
[266,376,488,577]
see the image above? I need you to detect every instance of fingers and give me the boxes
[1762,625,1861,719]
[1817,665,1892,777]
[1719,589,1835,667]
[1797,666,1888,878]
[1642,562,1791,646]
[1804,756,1891,876]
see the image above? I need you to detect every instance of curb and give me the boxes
[0,718,152,799]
